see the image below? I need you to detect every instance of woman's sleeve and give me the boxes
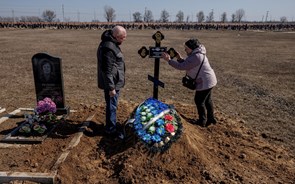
[168,54,201,70]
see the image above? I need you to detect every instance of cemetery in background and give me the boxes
[0,27,294,183]
[0,21,295,31]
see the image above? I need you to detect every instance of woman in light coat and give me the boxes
[162,38,217,127]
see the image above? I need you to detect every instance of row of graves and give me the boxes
[0,31,183,183]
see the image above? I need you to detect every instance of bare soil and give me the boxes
[0,28,294,183]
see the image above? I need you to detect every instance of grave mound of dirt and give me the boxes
[0,101,294,183]
[54,101,295,183]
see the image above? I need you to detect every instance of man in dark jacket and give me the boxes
[97,25,127,139]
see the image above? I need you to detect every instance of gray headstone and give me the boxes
[32,53,65,109]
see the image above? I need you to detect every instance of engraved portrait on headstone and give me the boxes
[39,59,56,83]
[32,53,65,109]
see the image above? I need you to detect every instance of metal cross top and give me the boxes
[138,31,177,99]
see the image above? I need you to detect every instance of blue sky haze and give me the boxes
[0,0,294,22]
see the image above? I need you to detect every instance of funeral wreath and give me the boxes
[132,98,183,152]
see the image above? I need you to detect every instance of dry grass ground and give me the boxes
[0,28,294,183]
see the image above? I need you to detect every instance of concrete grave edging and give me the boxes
[0,107,6,114]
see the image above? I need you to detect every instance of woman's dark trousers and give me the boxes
[194,88,215,124]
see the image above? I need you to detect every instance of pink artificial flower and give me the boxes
[36,98,57,114]
[165,123,175,133]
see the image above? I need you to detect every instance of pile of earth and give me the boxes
[55,100,295,183]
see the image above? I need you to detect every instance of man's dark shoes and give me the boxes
[104,129,125,140]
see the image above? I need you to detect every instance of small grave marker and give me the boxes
[0,53,70,144]
[32,53,69,114]
[138,31,176,99]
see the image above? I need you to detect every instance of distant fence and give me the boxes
[1,22,295,31]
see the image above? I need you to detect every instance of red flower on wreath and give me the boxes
[164,114,173,121]
[165,123,175,133]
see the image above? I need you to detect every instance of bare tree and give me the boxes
[221,12,227,23]
[280,16,288,23]
[160,9,169,22]
[133,12,142,22]
[144,9,153,22]
[235,9,245,23]
[231,13,236,22]
[196,11,205,23]
[186,15,190,23]
[104,6,116,22]
[176,10,184,22]
[42,10,56,22]
[0,16,19,22]
[206,10,214,22]
[20,16,42,22]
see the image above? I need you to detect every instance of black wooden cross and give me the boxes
[138,31,176,99]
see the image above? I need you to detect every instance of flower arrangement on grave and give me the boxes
[19,97,59,135]
[132,98,183,152]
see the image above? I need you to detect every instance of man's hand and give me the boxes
[109,89,116,97]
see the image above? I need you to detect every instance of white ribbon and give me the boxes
[143,109,170,130]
